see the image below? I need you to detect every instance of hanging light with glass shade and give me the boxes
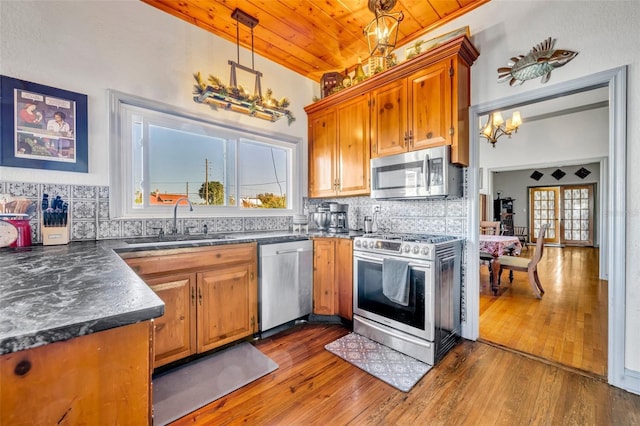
[363,0,404,59]
[479,111,522,147]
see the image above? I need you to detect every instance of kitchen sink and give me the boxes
[123,233,234,247]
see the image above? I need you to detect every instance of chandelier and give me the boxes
[363,0,404,58]
[479,111,522,147]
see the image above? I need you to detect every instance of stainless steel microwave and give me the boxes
[370,146,462,199]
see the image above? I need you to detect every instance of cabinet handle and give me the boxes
[250,272,254,280]
[191,287,195,305]
[198,287,202,306]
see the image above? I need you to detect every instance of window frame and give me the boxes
[108,90,301,219]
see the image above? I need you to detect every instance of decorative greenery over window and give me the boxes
[192,72,295,125]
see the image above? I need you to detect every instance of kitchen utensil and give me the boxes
[364,216,373,233]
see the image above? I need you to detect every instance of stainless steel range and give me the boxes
[352,233,463,365]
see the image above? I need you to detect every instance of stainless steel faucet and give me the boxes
[172,197,193,234]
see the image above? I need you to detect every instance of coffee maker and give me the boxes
[329,203,349,233]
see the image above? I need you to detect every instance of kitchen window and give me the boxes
[109,91,300,218]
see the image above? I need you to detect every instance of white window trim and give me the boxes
[108,90,302,219]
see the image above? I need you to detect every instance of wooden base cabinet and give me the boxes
[124,243,258,369]
[197,264,257,353]
[0,321,153,425]
[145,273,196,366]
[312,238,353,320]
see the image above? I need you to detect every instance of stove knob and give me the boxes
[421,246,430,256]
[403,244,411,253]
[355,240,361,248]
[369,241,375,249]
[412,245,420,254]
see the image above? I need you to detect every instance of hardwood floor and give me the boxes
[170,323,640,425]
[479,246,607,377]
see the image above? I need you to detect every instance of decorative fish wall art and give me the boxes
[497,37,578,86]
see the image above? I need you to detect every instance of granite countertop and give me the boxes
[0,229,360,356]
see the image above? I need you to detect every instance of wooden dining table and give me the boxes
[479,235,522,295]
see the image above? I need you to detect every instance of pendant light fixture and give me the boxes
[192,8,295,124]
[363,0,404,59]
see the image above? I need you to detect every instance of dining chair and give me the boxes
[479,221,501,285]
[480,221,501,235]
[497,224,549,299]
[513,226,529,251]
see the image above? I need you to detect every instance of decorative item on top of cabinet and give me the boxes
[312,238,353,320]
[307,93,370,198]
[123,243,257,369]
[305,34,478,167]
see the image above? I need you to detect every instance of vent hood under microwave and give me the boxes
[370,146,462,199]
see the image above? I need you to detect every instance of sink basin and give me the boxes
[123,233,233,247]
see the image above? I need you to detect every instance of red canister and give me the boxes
[7,219,32,248]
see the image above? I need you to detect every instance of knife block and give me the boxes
[41,221,69,245]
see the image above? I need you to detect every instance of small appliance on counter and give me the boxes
[41,193,70,245]
[310,203,331,231]
[328,203,349,234]
[0,195,35,248]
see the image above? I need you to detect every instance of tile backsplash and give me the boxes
[0,181,292,244]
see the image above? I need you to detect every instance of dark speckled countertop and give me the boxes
[0,230,358,355]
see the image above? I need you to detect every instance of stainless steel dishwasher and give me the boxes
[259,239,313,334]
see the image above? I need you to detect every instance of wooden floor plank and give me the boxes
[167,324,640,425]
[480,246,607,377]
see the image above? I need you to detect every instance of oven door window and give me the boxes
[356,258,426,329]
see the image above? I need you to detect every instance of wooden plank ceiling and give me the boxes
[142,0,488,82]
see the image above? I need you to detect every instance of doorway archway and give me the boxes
[464,67,627,389]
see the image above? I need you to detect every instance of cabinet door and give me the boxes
[312,239,337,315]
[371,79,408,158]
[308,108,337,198]
[409,60,452,151]
[336,94,371,196]
[197,262,257,353]
[336,238,353,320]
[146,273,196,368]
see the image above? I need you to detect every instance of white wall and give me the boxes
[479,106,609,190]
[0,0,315,187]
[414,1,640,377]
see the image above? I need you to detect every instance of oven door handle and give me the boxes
[353,253,385,263]
[354,253,432,270]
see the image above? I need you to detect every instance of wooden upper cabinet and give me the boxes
[371,60,452,158]
[371,79,407,157]
[337,94,370,196]
[306,35,478,167]
[308,94,370,198]
[308,108,337,198]
[409,60,452,150]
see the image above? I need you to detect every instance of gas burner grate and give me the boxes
[361,233,458,244]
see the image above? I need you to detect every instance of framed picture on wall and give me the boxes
[0,75,88,172]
